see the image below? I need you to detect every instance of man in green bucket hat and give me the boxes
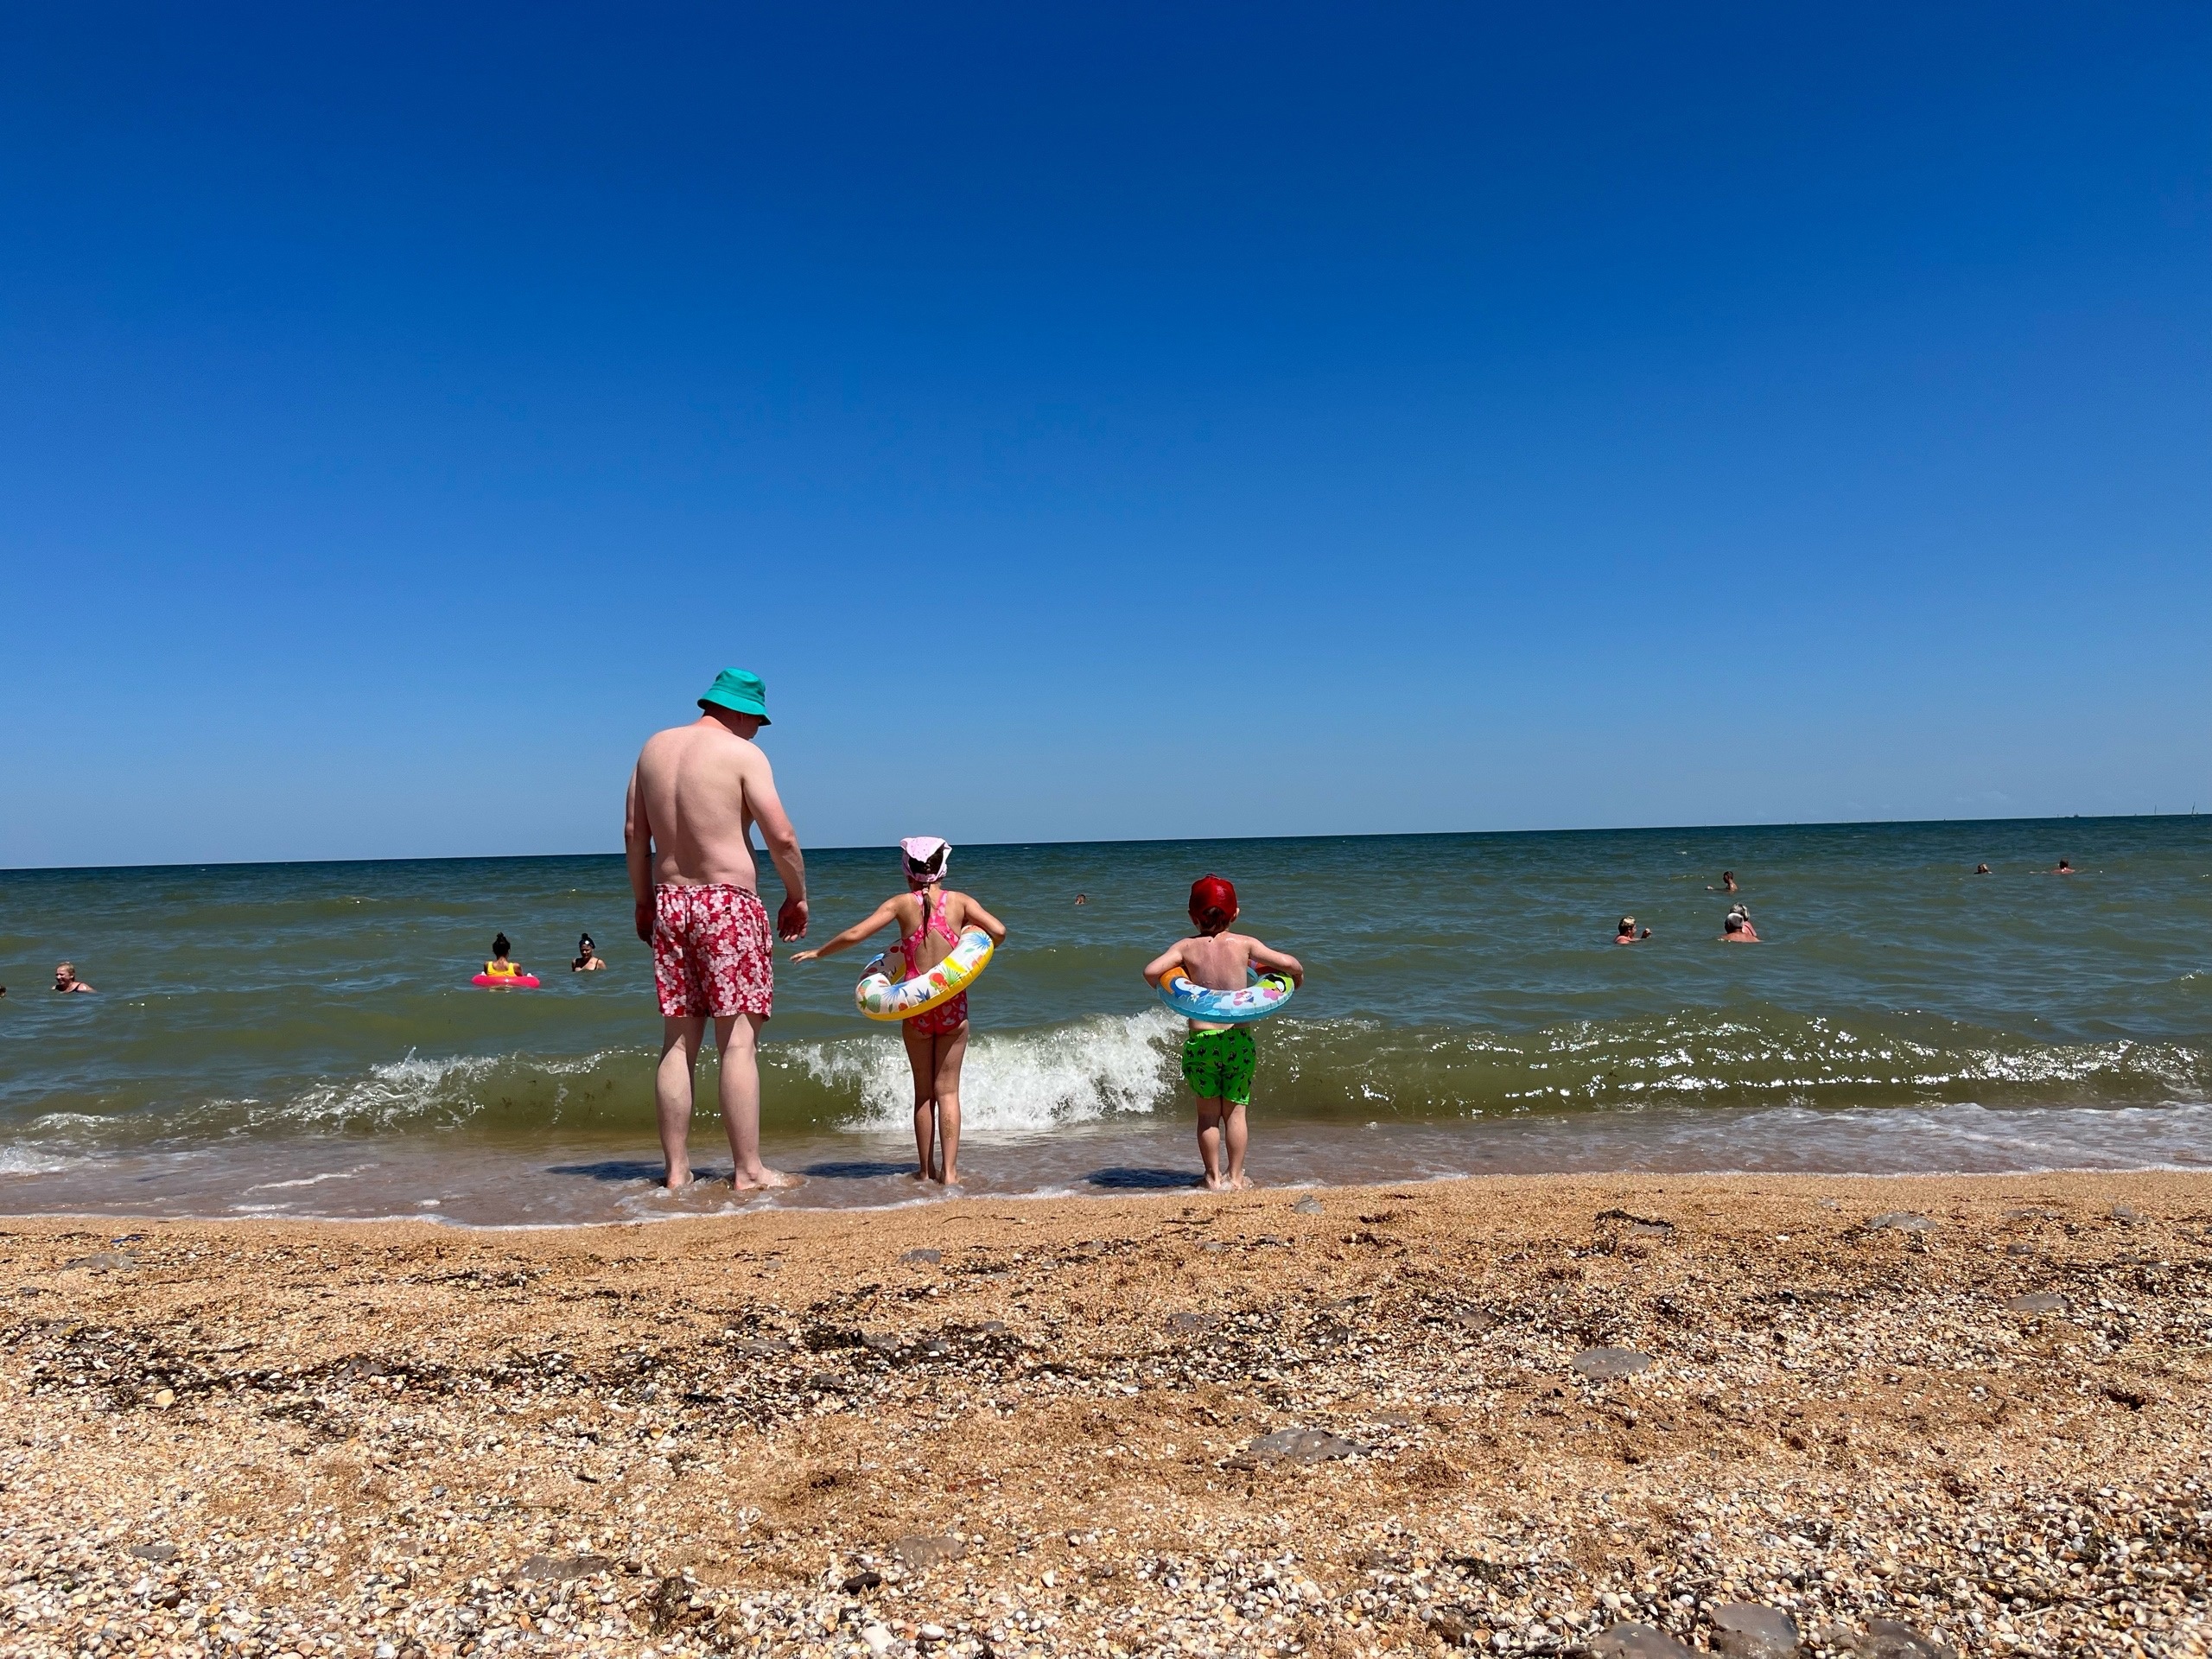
[624,667,809,1191]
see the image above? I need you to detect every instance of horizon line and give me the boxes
[0,809,2193,879]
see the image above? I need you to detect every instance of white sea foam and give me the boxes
[0,1145,83,1176]
[784,1009,1184,1141]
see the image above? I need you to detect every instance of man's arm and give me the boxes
[624,762,655,944]
[746,753,809,940]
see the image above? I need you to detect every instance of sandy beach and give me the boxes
[4,1172,2209,1659]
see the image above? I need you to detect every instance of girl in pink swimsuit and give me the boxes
[791,837,1008,1185]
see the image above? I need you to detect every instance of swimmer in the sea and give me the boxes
[571,933,607,972]
[54,962,95,993]
[1614,917,1650,944]
[482,933,527,982]
[1074,893,1088,906]
[1721,909,1760,943]
[1707,870,1738,893]
[1974,863,1991,875]
[2053,858,2075,875]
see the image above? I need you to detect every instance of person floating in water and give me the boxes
[54,962,95,993]
[794,836,1007,1186]
[571,933,606,972]
[1614,917,1651,944]
[1721,907,1760,943]
[1073,893,1088,906]
[1707,870,1739,893]
[482,934,527,982]
[2050,858,2075,875]
[1141,874,1304,1193]
[1974,863,1992,875]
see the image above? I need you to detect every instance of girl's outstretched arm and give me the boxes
[791,898,901,962]
[1141,944,1188,988]
[1248,939,1305,985]
[956,894,1009,944]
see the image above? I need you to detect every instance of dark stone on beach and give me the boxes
[730,1338,789,1358]
[518,1553,614,1583]
[2005,1205,2059,1220]
[1866,1212,1931,1233]
[1710,1602,1799,1657]
[1166,1313,1220,1335]
[1854,1618,1956,1658]
[1243,1427,1368,1465]
[842,1569,883,1594]
[128,1542,179,1564]
[1198,1240,1227,1253]
[1294,1194,1325,1215]
[1587,1624,1694,1658]
[900,1248,942,1264]
[1572,1346,1654,1380]
[2005,1292,2069,1315]
[1370,1409,1420,1429]
[892,1533,965,1568]
[1597,1208,1675,1237]
[1446,1306,1497,1334]
[861,1332,900,1356]
[649,1574,702,1632]
[64,1251,137,1273]
[2109,1203,2145,1224]
[2004,1243,2037,1256]
[1422,1606,1483,1646]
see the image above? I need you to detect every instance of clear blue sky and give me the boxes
[4,3,2209,868]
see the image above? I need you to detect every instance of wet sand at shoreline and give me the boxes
[3,1172,2209,1657]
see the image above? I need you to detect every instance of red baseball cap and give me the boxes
[1189,874,1237,929]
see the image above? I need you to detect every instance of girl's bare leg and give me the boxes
[901,1020,936,1181]
[932,1024,969,1185]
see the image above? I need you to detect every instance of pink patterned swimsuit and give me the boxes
[899,885,969,1037]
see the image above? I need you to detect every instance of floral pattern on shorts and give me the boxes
[652,884,773,1019]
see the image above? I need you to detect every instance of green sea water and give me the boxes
[2,817,2207,1224]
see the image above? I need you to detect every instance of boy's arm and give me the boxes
[1245,938,1304,986]
[791,899,900,962]
[1141,942,1190,988]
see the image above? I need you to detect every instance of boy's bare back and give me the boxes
[1170,930,1263,992]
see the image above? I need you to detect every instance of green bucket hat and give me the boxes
[698,667,771,724]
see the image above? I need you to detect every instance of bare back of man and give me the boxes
[626,677,808,1193]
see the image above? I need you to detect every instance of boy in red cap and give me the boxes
[1141,875,1305,1191]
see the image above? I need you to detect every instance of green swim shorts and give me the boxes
[1180,1027,1257,1107]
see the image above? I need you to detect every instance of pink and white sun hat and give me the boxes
[899,836,950,887]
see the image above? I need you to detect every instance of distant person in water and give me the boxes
[1142,875,1305,1193]
[1615,917,1650,944]
[54,962,94,993]
[482,934,527,982]
[2052,858,2075,874]
[1721,909,1760,943]
[1974,863,1991,875]
[571,933,606,972]
[1074,893,1088,906]
[794,837,1007,1186]
[1707,870,1738,893]
[626,667,808,1193]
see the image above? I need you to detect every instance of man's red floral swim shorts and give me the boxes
[652,884,774,1019]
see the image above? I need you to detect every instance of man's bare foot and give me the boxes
[731,1166,793,1192]
[661,1169,695,1192]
